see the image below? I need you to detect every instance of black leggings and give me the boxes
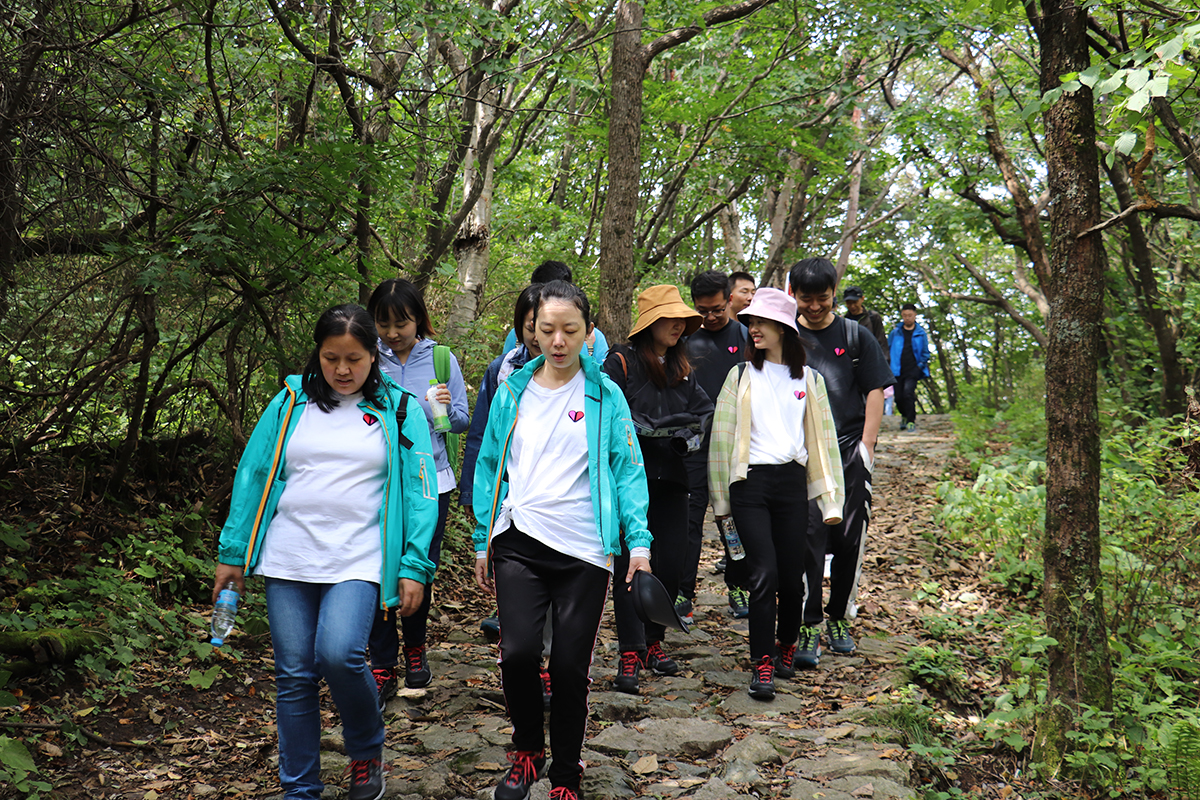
[613,479,688,650]
[729,461,823,661]
[809,442,873,621]
[492,528,610,791]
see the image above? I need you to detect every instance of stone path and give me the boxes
[314,415,958,799]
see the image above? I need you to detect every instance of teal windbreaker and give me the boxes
[216,374,439,609]
[471,354,653,562]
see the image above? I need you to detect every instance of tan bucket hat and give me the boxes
[629,285,703,338]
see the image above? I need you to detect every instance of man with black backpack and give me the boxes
[786,258,894,668]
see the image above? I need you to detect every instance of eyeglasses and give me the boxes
[696,304,728,319]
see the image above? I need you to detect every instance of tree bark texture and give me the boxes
[598,0,777,339]
[1030,0,1114,775]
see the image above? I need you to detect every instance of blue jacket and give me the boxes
[459,346,533,507]
[887,322,931,379]
[216,374,439,608]
[377,338,470,482]
[503,325,610,364]
[471,354,652,558]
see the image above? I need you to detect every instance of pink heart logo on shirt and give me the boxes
[568,410,585,422]
[362,413,378,426]
[834,347,846,356]
[727,346,738,353]
[794,390,806,399]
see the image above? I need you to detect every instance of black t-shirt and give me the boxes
[797,316,895,449]
[685,320,748,407]
[901,327,917,376]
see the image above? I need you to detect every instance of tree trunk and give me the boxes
[445,71,498,340]
[598,0,778,338]
[1030,0,1114,775]
[1104,159,1185,415]
[834,105,866,281]
[597,1,647,341]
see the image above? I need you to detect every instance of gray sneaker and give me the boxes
[728,587,750,619]
[826,619,856,654]
[793,625,821,669]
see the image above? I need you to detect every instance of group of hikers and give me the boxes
[211,260,932,800]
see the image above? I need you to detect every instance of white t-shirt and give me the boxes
[257,393,387,584]
[492,369,609,571]
[747,362,809,466]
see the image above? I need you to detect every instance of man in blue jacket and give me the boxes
[887,304,931,432]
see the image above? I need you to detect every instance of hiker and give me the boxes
[887,303,931,432]
[461,283,554,701]
[728,270,757,316]
[472,280,652,800]
[680,270,752,622]
[841,285,888,351]
[708,288,844,702]
[789,258,895,664]
[212,303,438,800]
[366,279,470,700]
[501,260,609,363]
[604,285,713,694]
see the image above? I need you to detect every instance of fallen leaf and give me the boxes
[631,754,658,774]
[393,757,425,770]
[852,783,874,797]
[473,762,505,772]
[38,741,63,757]
[881,748,904,759]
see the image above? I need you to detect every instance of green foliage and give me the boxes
[1164,718,1200,799]
[903,645,970,703]
[0,507,263,699]
[0,732,51,799]
[936,383,1200,792]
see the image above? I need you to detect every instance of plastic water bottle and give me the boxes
[718,518,746,561]
[426,380,451,433]
[210,581,239,646]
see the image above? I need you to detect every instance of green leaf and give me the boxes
[185,664,223,690]
[1078,64,1103,88]
[1127,88,1150,113]
[1125,68,1150,91]
[1099,72,1123,92]
[1114,131,1138,155]
[1146,75,1170,97]
[0,736,37,775]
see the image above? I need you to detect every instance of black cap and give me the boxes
[843,286,864,300]
[631,570,691,633]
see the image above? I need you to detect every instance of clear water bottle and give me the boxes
[718,517,746,561]
[426,379,451,432]
[210,581,239,646]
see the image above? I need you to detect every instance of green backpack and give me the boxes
[432,345,461,476]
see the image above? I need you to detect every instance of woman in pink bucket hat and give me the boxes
[706,287,845,701]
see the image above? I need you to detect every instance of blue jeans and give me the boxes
[265,578,384,799]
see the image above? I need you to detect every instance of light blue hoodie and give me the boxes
[376,338,470,484]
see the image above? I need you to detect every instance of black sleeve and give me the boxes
[602,347,629,394]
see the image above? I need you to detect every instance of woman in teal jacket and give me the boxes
[213,304,438,800]
[471,280,651,800]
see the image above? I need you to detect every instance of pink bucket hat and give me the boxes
[737,287,799,334]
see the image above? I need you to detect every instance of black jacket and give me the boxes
[603,344,714,486]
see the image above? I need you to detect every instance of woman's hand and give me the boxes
[212,564,245,605]
[396,579,425,617]
[475,557,494,595]
[625,555,651,589]
[434,384,452,405]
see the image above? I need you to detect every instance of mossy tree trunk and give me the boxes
[1027,0,1114,776]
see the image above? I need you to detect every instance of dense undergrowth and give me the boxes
[888,368,1200,799]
